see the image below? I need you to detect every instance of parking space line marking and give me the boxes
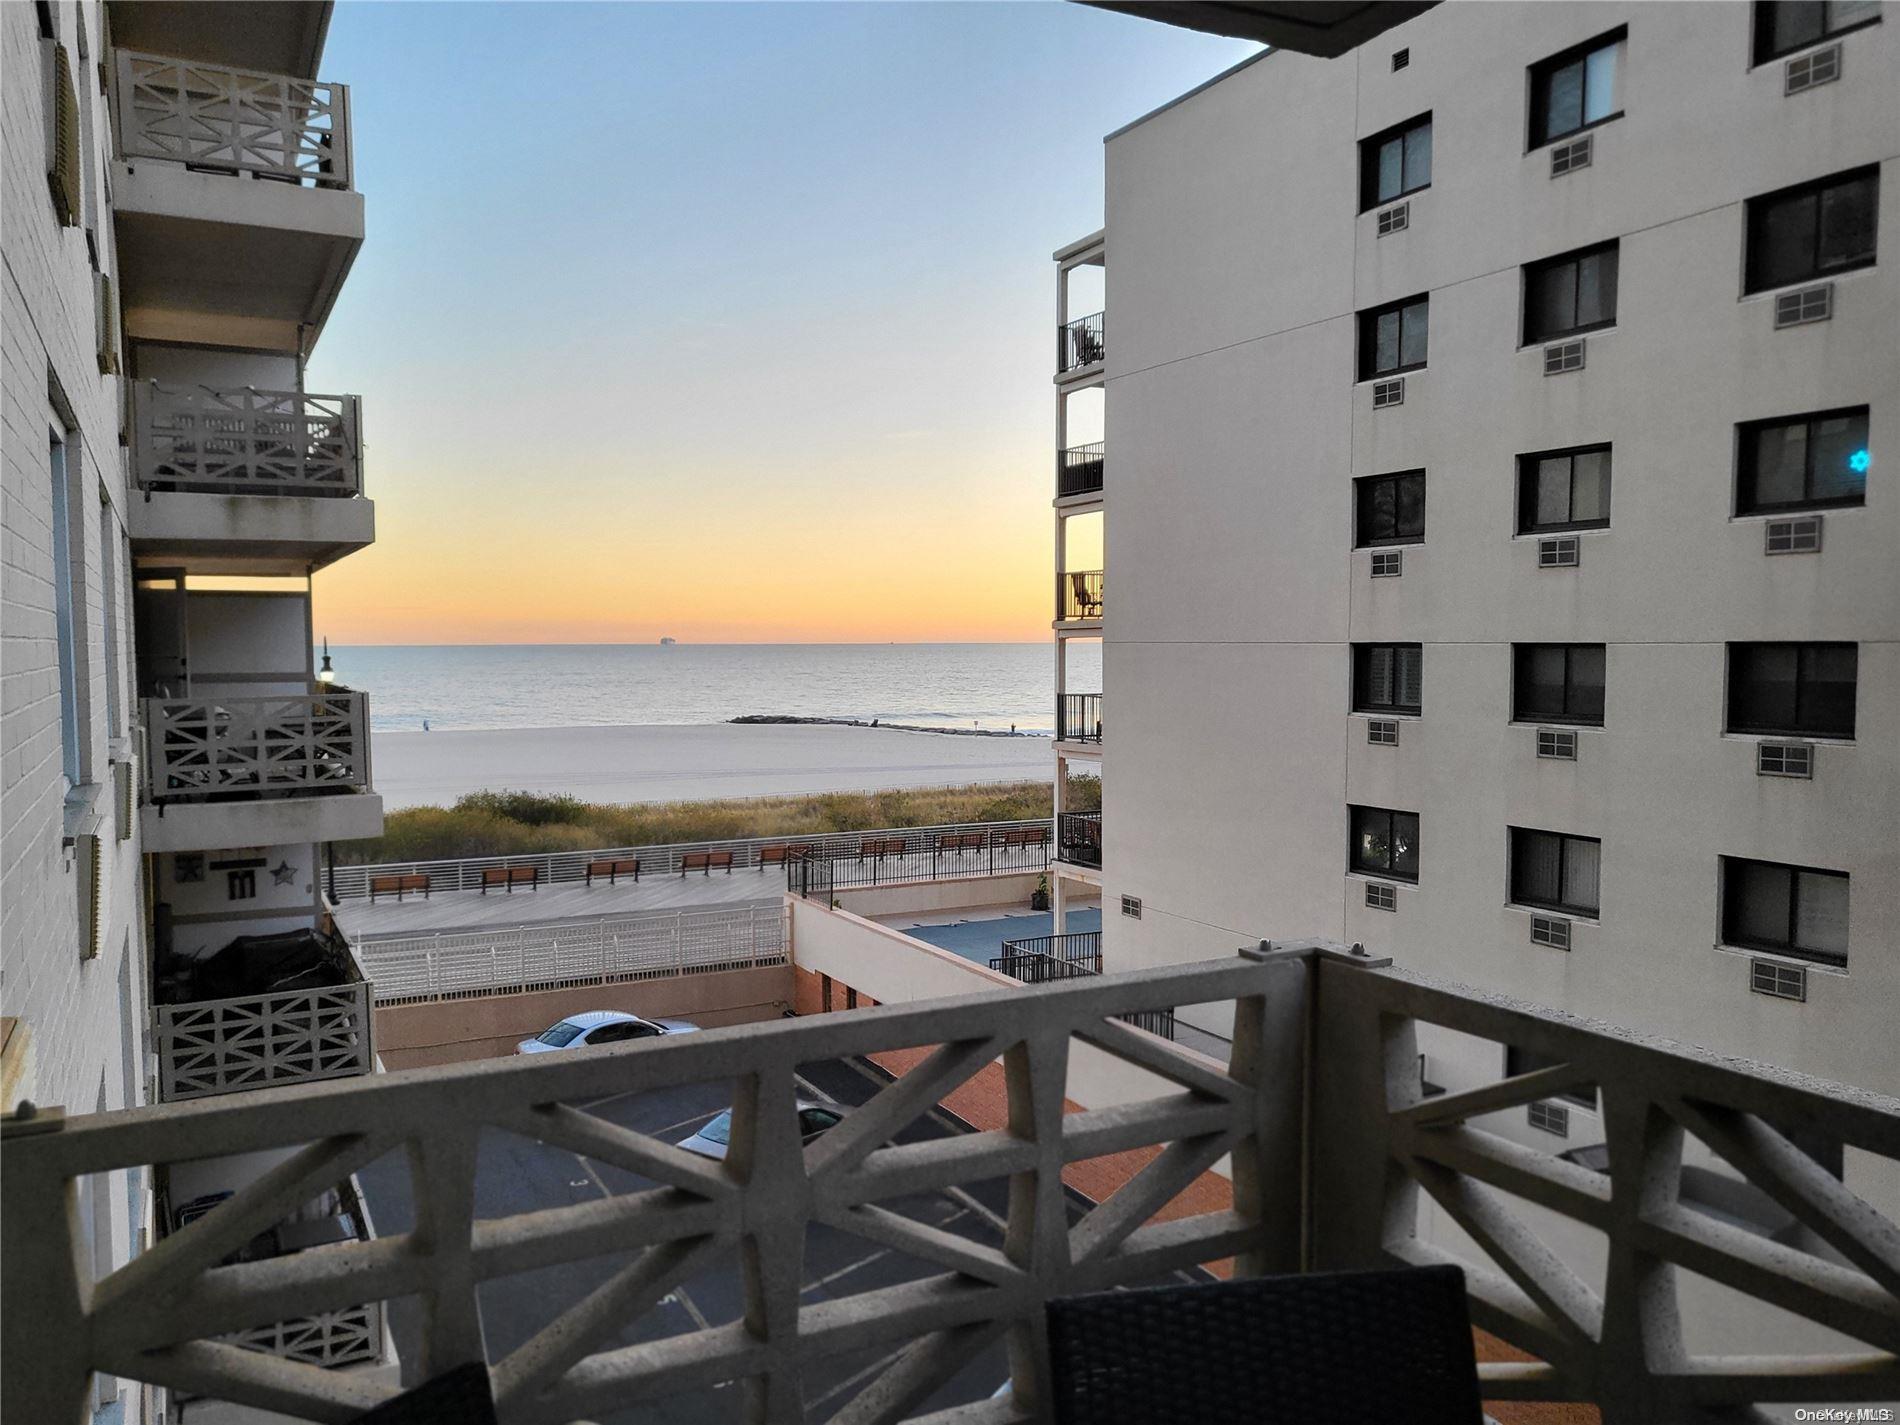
[803,1345,911,1413]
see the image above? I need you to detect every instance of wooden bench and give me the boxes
[369,873,430,903]
[998,825,1050,848]
[858,837,908,861]
[934,831,986,855]
[481,865,539,894]
[585,857,640,887]
[681,850,734,876]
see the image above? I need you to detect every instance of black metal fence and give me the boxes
[1057,812,1103,869]
[1060,311,1105,373]
[1057,570,1104,622]
[1059,693,1102,744]
[785,826,1053,900]
[1059,442,1104,498]
[989,932,1173,1039]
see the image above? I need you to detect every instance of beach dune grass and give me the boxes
[337,780,1101,865]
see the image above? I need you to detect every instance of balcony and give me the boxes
[1058,441,1105,499]
[1059,310,1105,377]
[1058,692,1103,746]
[1057,810,1103,869]
[153,923,374,1102]
[140,689,382,850]
[127,382,373,573]
[1058,569,1104,624]
[7,943,1899,1424]
[110,51,363,351]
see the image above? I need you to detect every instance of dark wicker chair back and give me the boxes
[1046,1264,1483,1425]
[348,1363,497,1424]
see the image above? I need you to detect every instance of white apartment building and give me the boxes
[1065,0,1897,1363]
[4,3,385,1419]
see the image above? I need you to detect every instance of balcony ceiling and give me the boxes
[105,1,332,79]
[1079,1,1436,57]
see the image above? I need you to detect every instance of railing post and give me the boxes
[0,1116,93,1425]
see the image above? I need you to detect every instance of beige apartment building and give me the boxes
[4,2,386,1419]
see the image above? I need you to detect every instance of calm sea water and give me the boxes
[329,643,1101,734]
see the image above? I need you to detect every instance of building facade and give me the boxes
[3,3,384,1419]
[1073,0,1897,1357]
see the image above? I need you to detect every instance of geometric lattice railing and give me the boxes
[1,953,1307,1425]
[7,946,1898,1424]
[155,955,374,1102]
[134,383,362,497]
[143,691,370,802]
[1310,960,1900,1423]
[113,51,352,189]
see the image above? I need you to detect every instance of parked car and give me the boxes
[515,1010,700,1055]
[678,1101,845,1161]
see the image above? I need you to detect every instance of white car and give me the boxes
[515,1010,700,1055]
[678,1101,845,1161]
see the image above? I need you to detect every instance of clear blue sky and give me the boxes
[309,2,1256,643]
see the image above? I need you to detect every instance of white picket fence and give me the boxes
[355,902,787,1005]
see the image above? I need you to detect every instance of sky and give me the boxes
[306,2,1256,645]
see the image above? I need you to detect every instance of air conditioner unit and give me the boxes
[1550,134,1593,177]
[1372,377,1405,408]
[1120,895,1142,920]
[1764,515,1823,554]
[1527,1100,1570,1137]
[1365,882,1398,912]
[1377,201,1410,237]
[1391,47,1410,72]
[1536,728,1578,760]
[1543,338,1586,375]
[1785,42,1842,94]
[1757,742,1814,779]
[1367,718,1399,746]
[1531,915,1572,951]
[1774,283,1832,328]
[1750,958,1807,1002]
[114,756,136,840]
[1538,536,1581,568]
[1370,549,1403,578]
[76,832,103,960]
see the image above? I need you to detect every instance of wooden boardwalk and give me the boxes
[334,864,786,939]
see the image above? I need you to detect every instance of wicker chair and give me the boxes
[1045,1264,1483,1425]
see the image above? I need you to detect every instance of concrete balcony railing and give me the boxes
[153,926,374,1102]
[113,50,353,190]
[133,382,363,497]
[6,944,1899,1424]
[143,690,370,804]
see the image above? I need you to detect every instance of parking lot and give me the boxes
[359,1054,1077,1421]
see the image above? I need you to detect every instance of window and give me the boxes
[1360,113,1432,210]
[1505,1046,1597,1108]
[1350,805,1419,882]
[99,499,122,736]
[1736,407,1869,513]
[1511,828,1602,917]
[1514,644,1606,726]
[1354,644,1423,716]
[1727,643,1856,738]
[1754,0,1882,63]
[1529,27,1626,147]
[1745,167,1879,293]
[50,429,81,786]
[1722,857,1848,967]
[1355,470,1425,546]
[1358,295,1429,379]
[1518,445,1610,533]
[1523,242,1619,343]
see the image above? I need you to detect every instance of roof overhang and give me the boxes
[1079,1,1437,58]
[105,2,333,79]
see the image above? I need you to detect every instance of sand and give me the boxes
[371,722,1054,810]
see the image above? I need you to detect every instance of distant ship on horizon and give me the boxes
[659,636,677,645]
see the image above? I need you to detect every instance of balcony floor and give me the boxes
[333,867,783,939]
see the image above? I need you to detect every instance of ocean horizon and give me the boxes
[329,642,1100,735]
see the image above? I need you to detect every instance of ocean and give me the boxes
[329,643,1101,735]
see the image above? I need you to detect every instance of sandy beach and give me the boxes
[371,722,1053,810]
